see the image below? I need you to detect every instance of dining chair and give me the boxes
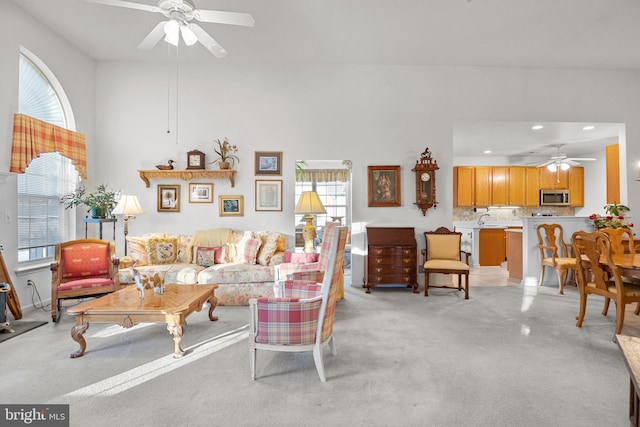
[50,239,120,322]
[598,227,640,315]
[571,230,640,339]
[249,225,348,382]
[422,227,471,299]
[536,223,576,294]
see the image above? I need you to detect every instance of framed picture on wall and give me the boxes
[254,151,282,176]
[157,184,180,212]
[368,165,401,207]
[219,195,244,216]
[255,180,282,211]
[188,183,213,203]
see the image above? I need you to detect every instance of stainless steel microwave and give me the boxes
[540,189,570,206]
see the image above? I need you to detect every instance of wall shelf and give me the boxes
[137,169,236,188]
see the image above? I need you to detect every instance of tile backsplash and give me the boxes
[453,206,574,222]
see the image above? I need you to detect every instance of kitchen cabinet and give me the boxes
[478,228,506,266]
[505,229,523,280]
[474,167,492,206]
[569,167,584,206]
[525,167,540,206]
[492,167,508,205]
[539,167,569,189]
[454,166,542,207]
[454,166,475,207]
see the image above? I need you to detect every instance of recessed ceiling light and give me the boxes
[583,125,595,130]
[532,125,543,130]
[484,150,492,154]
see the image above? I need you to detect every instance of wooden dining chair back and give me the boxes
[422,227,470,299]
[571,230,640,339]
[536,223,576,294]
[598,227,640,315]
[50,239,120,322]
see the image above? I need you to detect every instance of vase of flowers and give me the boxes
[62,184,118,218]
[211,138,239,169]
[590,203,633,230]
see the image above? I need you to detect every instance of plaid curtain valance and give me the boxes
[10,113,87,180]
[296,169,349,183]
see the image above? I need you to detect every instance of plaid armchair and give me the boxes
[249,225,348,382]
[50,239,120,322]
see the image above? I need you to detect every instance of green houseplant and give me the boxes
[62,184,118,218]
[211,138,239,169]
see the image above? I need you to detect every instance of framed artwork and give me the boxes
[188,183,213,203]
[157,184,180,212]
[254,151,282,176]
[255,180,283,211]
[219,195,244,216]
[368,165,401,207]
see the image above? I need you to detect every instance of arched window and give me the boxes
[17,49,79,263]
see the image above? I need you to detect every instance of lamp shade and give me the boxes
[294,191,327,215]
[112,194,144,216]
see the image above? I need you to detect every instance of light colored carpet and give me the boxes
[1,276,636,427]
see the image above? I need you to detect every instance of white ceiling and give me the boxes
[10,0,635,158]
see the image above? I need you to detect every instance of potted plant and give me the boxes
[62,184,118,218]
[211,138,239,169]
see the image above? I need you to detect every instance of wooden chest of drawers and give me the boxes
[365,227,418,293]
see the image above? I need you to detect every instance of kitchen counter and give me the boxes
[454,221,522,267]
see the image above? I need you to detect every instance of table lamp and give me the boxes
[294,191,327,253]
[112,194,144,256]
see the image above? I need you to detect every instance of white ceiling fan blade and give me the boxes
[536,160,554,168]
[85,0,161,14]
[189,23,227,58]
[566,157,596,161]
[564,159,580,166]
[138,21,168,50]
[193,10,255,27]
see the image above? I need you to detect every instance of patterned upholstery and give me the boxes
[50,239,120,322]
[249,225,348,382]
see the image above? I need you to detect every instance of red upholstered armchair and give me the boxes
[50,239,120,322]
[249,225,348,382]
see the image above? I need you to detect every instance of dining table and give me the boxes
[610,253,640,278]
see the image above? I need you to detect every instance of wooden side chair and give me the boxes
[422,227,470,299]
[598,227,640,315]
[249,225,348,382]
[571,230,640,340]
[50,239,120,322]
[536,223,576,294]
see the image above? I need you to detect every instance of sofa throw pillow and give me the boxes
[240,237,262,264]
[177,235,192,263]
[193,245,228,267]
[145,236,179,265]
[283,252,320,263]
[126,236,148,266]
[257,232,281,266]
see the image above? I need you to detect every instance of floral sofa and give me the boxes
[118,228,286,305]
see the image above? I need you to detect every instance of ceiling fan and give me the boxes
[536,145,596,171]
[85,0,255,58]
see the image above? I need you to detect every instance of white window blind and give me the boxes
[17,53,78,262]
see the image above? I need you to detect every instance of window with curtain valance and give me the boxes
[295,169,350,183]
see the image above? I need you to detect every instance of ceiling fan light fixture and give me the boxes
[163,19,179,46]
[180,24,198,46]
[560,162,570,171]
[547,163,557,172]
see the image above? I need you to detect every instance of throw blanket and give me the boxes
[192,228,233,248]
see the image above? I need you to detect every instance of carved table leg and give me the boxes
[70,323,89,358]
[208,295,218,321]
[167,323,185,358]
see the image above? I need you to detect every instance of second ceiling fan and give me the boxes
[85,0,255,58]
[536,145,596,171]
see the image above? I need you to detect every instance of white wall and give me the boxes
[0,1,96,312]
[94,63,640,288]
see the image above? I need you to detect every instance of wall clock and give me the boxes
[411,147,439,215]
[186,150,206,170]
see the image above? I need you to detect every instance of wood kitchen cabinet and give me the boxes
[365,227,418,293]
[478,228,506,266]
[453,166,491,207]
[525,167,540,206]
[454,166,541,207]
[569,167,584,206]
[492,167,508,205]
[539,167,569,189]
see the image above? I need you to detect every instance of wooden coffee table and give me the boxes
[67,284,218,359]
